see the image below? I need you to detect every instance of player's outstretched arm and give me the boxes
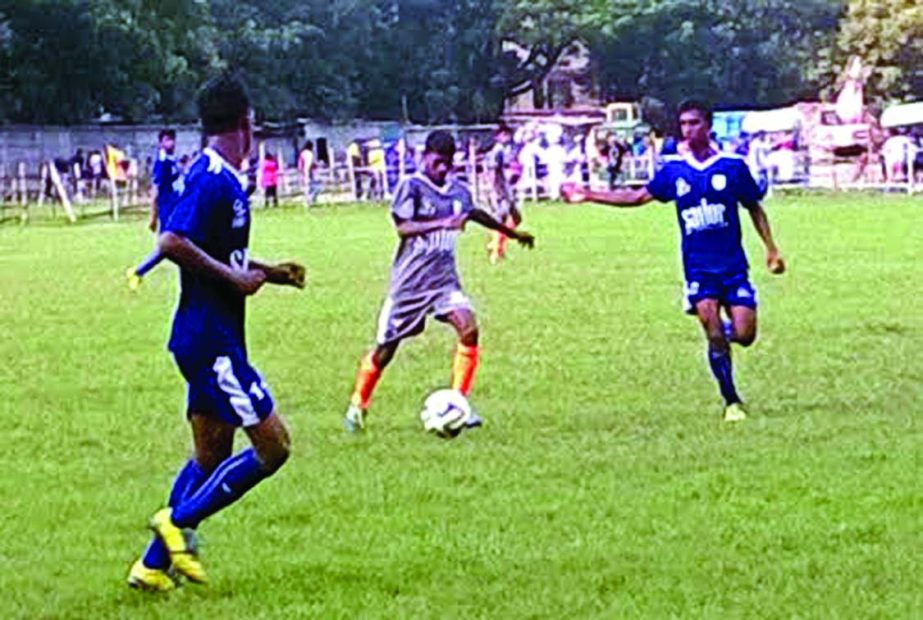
[249,259,306,289]
[466,208,534,248]
[561,183,654,208]
[746,204,785,274]
[159,231,266,295]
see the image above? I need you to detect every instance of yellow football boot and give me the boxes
[723,402,748,422]
[149,508,207,584]
[126,560,176,592]
[126,267,142,292]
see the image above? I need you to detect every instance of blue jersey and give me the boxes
[152,149,184,224]
[646,152,762,276]
[163,148,251,356]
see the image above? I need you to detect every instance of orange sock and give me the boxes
[451,343,479,396]
[496,230,507,258]
[351,352,381,409]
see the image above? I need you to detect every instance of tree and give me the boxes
[90,0,219,122]
[819,0,923,102]
[587,0,842,116]
[493,0,602,107]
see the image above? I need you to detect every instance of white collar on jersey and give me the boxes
[412,171,462,195]
[202,147,247,189]
[157,148,172,162]
[678,150,745,171]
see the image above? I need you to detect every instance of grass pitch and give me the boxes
[0,194,920,618]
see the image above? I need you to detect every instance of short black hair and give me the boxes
[496,123,512,137]
[304,140,314,149]
[197,73,251,136]
[424,130,456,158]
[158,129,176,141]
[677,99,712,125]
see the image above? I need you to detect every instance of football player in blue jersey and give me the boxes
[127,129,184,290]
[563,100,785,421]
[127,74,305,591]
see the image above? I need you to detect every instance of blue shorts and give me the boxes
[683,271,758,315]
[173,348,275,427]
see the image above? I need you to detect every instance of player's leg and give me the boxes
[129,414,233,591]
[442,306,483,428]
[485,194,501,260]
[149,415,288,584]
[444,308,479,396]
[170,413,289,529]
[345,294,427,431]
[695,299,745,420]
[727,305,757,347]
[148,353,280,582]
[494,204,522,263]
[345,340,400,431]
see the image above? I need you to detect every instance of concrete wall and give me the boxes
[0,119,502,173]
[0,120,409,171]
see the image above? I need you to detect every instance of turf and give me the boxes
[0,193,920,619]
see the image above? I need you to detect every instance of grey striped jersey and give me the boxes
[388,173,475,297]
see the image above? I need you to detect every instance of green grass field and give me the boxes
[1,194,920,619]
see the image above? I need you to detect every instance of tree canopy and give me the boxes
[0,0,918,125]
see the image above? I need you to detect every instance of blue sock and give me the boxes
[722,319,734,342]
[171,449,269,529]
[135,250,164,278]
[142,460,206,569]
[708,345,740,405]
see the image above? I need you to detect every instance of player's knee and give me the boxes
[194,448,231,475]
[736,330,757,347]
[258,440,290,474]
[459,324,479,346]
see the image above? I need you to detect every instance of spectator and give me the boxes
[87,150,105,194]
[882,129,916,182]
[543,133,567,199]
[565,134,587,183]
[298,140,320,206]
[261,151,279,207]
[747,132,771,193]
[347,140,364,198]
[69,148,85,196]
[367,139,386,200]
[606,136,629,189]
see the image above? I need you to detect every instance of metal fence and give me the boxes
[2,147,919,226]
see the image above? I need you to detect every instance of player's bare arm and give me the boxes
[148,186,159,232]
[159,231,266,295]
[561,183,654,208]
[249,259,306,289]
[510,204,523,226]
[746,204,785,274]
[466,208,534,248]
[394,214,465,239]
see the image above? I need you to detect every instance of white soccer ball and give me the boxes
[420,389,472,438]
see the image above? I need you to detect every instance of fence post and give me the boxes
[109,178,119,221]
[48,161,77,223]
[346,149,358,201]
[398,139,406,185]
[18,162,27,207]
[37,163,46,208]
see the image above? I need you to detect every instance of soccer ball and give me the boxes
[420,389,472,438]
